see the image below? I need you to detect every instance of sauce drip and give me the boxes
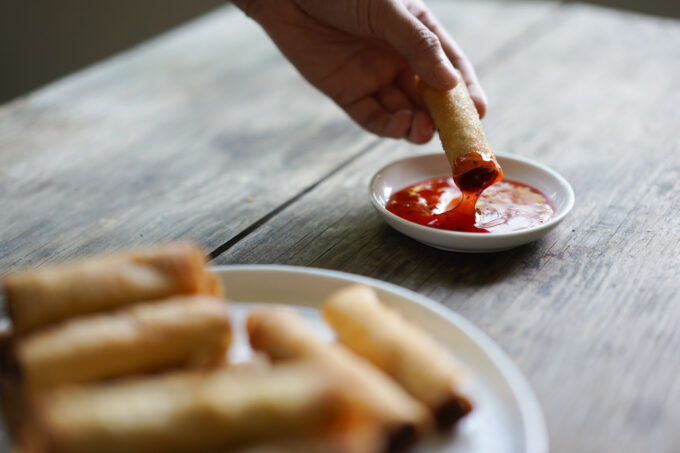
[386,177,555,233]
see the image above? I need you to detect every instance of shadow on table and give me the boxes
[309,215,549,291]
[378,226,547,289]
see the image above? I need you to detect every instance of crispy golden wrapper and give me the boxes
[248,309,430,450]
[416,75,502,192]
[17,296,231,390]
[323,285,473,430]
[33,362,366,453]
[231,420,380,453]
[3,242,222,335]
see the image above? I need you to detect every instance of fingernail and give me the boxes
[437,56,458,90]
[468,85,488,118]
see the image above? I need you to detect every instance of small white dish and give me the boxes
[212,265,548,453]
[369,153,574,252]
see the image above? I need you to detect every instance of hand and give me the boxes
[234,0,487,144]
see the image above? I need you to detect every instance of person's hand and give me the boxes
[233,0,487,144]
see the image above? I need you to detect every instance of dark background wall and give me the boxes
[0,0,677,103]
[0,0,223,103]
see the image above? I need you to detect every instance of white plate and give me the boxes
[214,265,548,453]
[369,153,574,252]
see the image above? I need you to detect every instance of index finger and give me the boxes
[408,2,488,118]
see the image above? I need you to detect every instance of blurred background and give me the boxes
[1,0,678,104]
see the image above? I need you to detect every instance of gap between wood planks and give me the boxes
[208,140,380,259]
[207,0,569,262]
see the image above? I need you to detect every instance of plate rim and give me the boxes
[211,264,549,453]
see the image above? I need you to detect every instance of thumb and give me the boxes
[377,2,459,90]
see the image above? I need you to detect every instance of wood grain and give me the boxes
[0,1,555,276]
[216,4,680,453]
[0,1,561,450]
[0,7,370,276]
[3,0,678,451]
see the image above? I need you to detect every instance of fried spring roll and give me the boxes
[34,363,361,453]
[3,242,222,335]
[17,296,231,390]
[416,75,502,192]
[232,422,380,453]
[247,309,429,451]
[323,285,473,430]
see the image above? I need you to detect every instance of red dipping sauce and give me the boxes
[386,176,555,233]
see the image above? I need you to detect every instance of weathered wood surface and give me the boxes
[2,0,679,452]
[215,4,680,453]
[0,7,372,274]
[0,0,556,277]
[0,0,558,449]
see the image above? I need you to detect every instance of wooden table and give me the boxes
[1,1,679,451]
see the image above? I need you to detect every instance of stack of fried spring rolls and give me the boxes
[1,244,380,453]
[3,243,231,390]
[416,74,502,193]
[31,362,380,453]
[323,285,473,430]
[248,310,430,452]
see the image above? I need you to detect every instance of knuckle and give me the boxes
[413,28,440,55]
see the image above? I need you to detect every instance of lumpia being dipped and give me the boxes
[247,309,430,451]
[323,285,473,430]
[416,75,502,193]
[17,296,231,390]
[33,362,362,453]
[3,242,222,335]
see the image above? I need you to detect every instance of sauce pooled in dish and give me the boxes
[386,177,554,233]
